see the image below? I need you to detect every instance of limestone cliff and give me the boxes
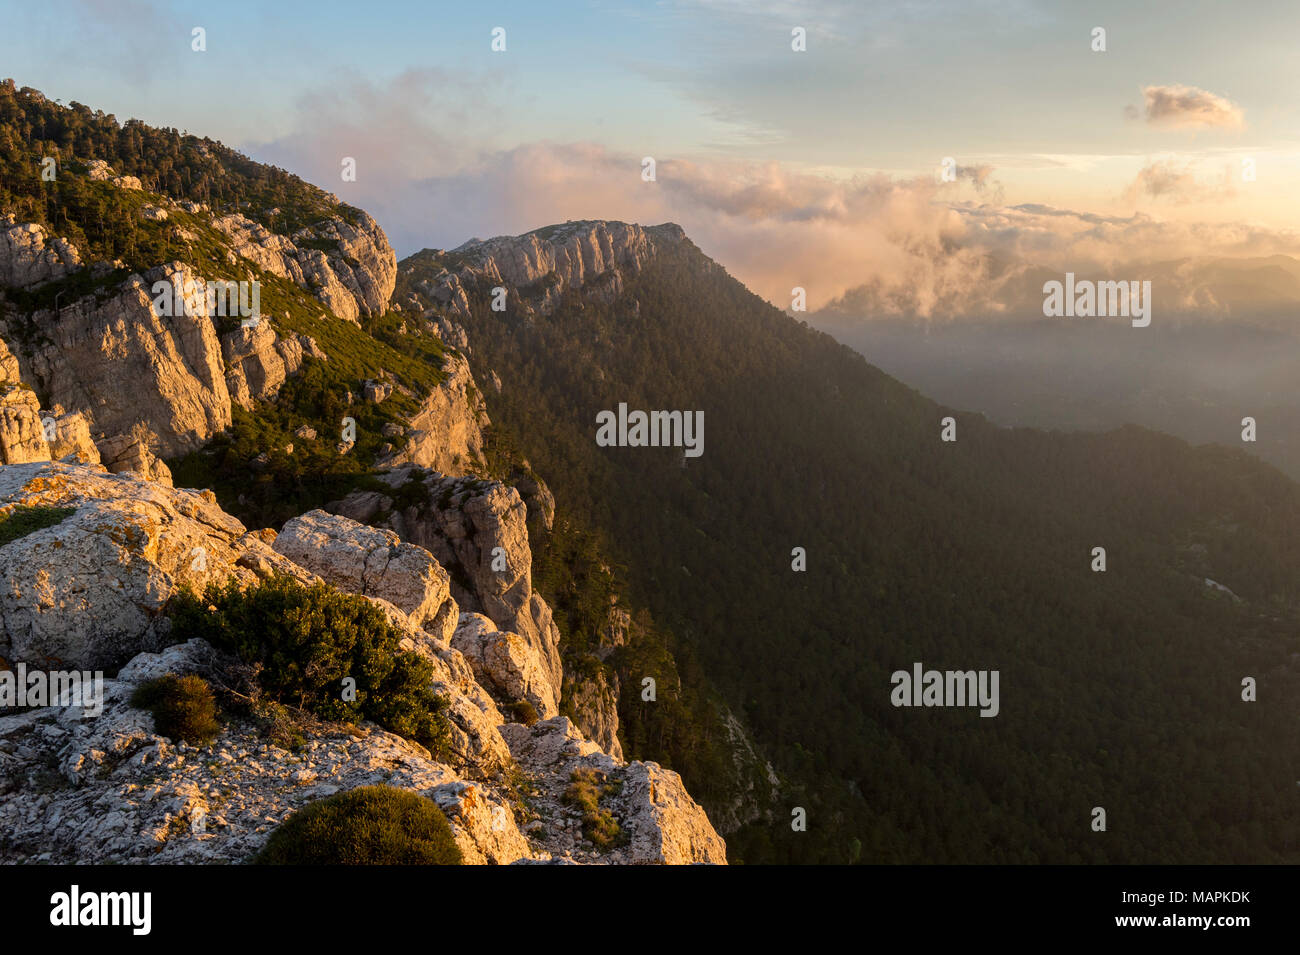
[412,220,685,319]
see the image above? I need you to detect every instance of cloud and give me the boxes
[241,78,1296,324]
[1122,159,1236,204]
[1134,84,1245,130]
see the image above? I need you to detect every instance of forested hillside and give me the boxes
[400,230,1300,864]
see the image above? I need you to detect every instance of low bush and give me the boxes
[130,673,222,745]
[255,785,463,865]
[167,576,451,757]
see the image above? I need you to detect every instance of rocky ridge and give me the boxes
[0,460,725,864]
[410,220,686,320]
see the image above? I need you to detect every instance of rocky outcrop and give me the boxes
[327,470,634,761]
[45,407,100,466]
[331,469,564,705]
[509,466,556,532]
[212,209,396,322]
[0,259,328,470]
[566,668,623,761]
[14,263,232,458]
[452,612,560,719]
[0,219,82,289]
[95,428,172,486]
[0,461,303,670]
[85,160,142,191]
[272,509,456,636]
[0,463,725,864]
[0,386,49,464]
[0,463,508,781]
[376,350,488,475]
[499,717,726,864]
[416,221,684,319]
[221,321,309,411]
[0,386,102,469]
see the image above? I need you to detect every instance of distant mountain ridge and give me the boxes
[399,216,1300,864]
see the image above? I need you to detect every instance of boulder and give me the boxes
[452,612,560,719]
[271,509,453,631]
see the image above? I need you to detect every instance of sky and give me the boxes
[5,0,1300,316]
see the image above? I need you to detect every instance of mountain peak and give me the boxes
[402,220,688,320]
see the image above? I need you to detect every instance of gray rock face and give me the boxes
[272,509,454,632]
[0,219,82,289]
[0,386,49,464]
[331,470,564,705]
[16,264,233,458]
[376,350,488,475]
[221,321,308,411]
[452,612,560,720]
[94,428,172,486]
[420,220,684,319]
[510,467,556,532]
[0,461,298,671]
[0,257,326,473]
[566,667,623,761]
[212,208,396,322]
[499,717,726,864]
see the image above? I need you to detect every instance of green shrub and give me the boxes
[0,505,76,547]
[130,673,222,745]
[166,576,451,757]
[255,785,463,865]
[562,768,624,848]
[509,699,540,726]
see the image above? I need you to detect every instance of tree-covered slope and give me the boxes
[399,226,1300,864]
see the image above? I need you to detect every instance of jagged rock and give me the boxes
[710,708,782,833]
[376,350,487,475]
[567,667,622,761]
[0,386,49,463]
[0,392,102,469]
[452,612,560,719]
[499,718,726,864]
[141,205,168,222]
[0,461,280,670]
[619,761,729,864]
[293,424,317,441]
[212,209,395,322]
[363,379,393,403]
[271,509,453,632]
[221,321,306,410]
[0,221,82,289]
[96,428,173,486]
[431,780,532,864]
[427,221,682,319]
[599,605,631,659]
[0,335,20,383]
[332,470,564,711]
[46,407,100,466]
[14,262,233,457]
[510,467,556,532]
[432,317,469,351]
